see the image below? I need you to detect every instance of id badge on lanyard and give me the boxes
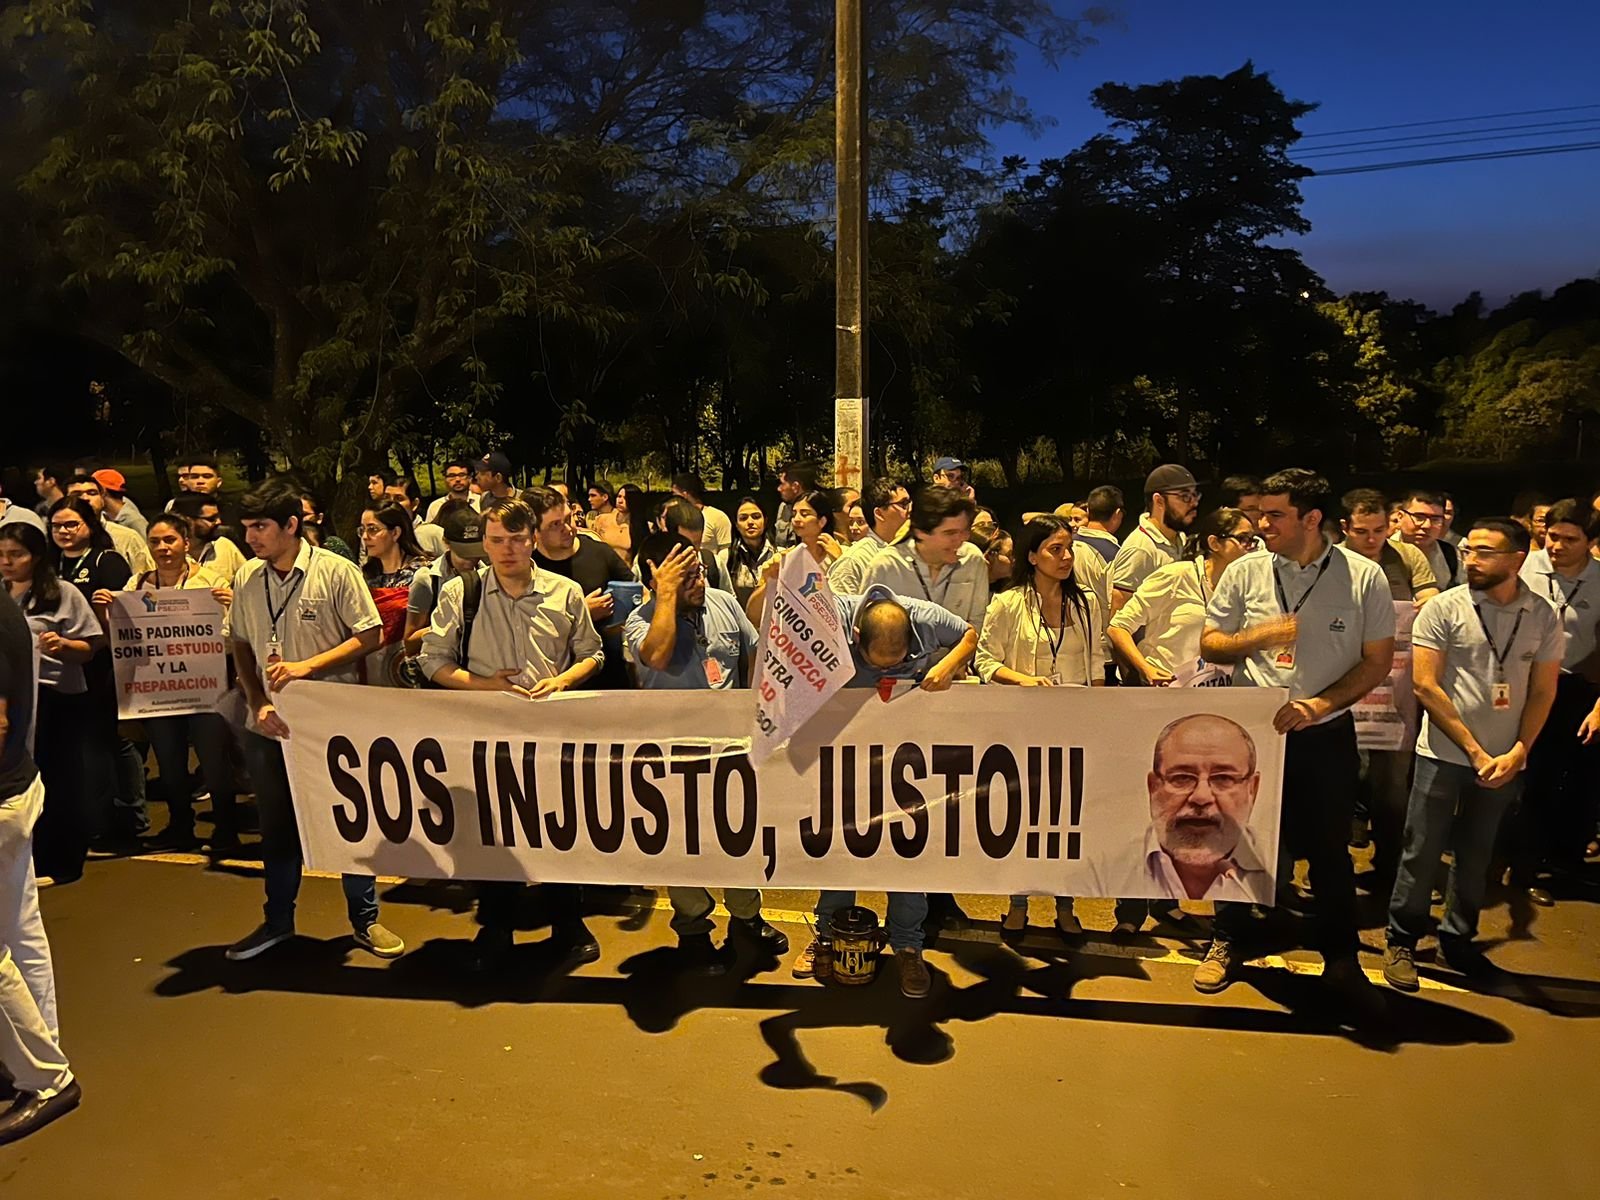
[1491,681,1512,710]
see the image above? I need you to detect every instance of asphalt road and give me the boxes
[3,852,1598,1198]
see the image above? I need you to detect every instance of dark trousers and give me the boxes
[146,712,239,835]
[1520,672,1600,873]
[1359,747,1413,894]
[1216,714,1361,963]
[243,732,377,932]
[1388,756,1518,947]
[478,882,585,939]
[32,688,102,881]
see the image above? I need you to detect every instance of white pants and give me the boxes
[0,773,71,1097]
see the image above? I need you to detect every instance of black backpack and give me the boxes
[397,568,484,689]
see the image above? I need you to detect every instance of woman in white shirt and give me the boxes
[123,513,239,851]
[977,516,1105,937]
[1107,507,1255,687]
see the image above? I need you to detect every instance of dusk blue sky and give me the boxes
[994,0,1600,310]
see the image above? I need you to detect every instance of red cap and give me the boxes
[92,468,127,492]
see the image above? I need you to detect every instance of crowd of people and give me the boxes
[0,449,1595,1144]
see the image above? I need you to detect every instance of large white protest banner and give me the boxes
[277,680,1287,902]
[108,589,228,719]
[749,548,855,763]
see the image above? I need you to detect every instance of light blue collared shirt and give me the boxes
[835,585,972,687]
[624,588,756,689]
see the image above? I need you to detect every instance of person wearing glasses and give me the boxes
[1086,714,1270,904]
[1192,469,1395,1003]
[626,532,788,974]
[827,478,910,595]
[1109,464,1203,620]
[1381,519,1562,990]
[1339,489,1439,894]
[425,460,480,524]
[1514,498,1600,903]
[1391,488,1460,589]
[1104,508,1256,932]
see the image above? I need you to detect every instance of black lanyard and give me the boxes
[1194,559,1211,604]
[1274,548,1333,615]
[910,554,951,606]
[1547,574,1584,623]
[1474,603,1526,680]
[1034,586,1069,669]
[687,608,709,648]
[262,551,311,643]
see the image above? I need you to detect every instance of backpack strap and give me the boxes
[1439,538,1458,584]
[459,567,484,662]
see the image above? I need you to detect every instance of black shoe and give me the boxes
[677,933,729,976]
[205,830,243,855]
[925,894,971,932]
[1438,939,1497,979]
[1323,957,1385,1019]
[470,928,514,974]
[729,914,790,954]
[0,1080,82,1146]
[144,825,200,852]
[552,924,601,969]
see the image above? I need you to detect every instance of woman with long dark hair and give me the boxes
[789,489,843,568]
[360,502,429,686]
[1,522,105,884]
[616,483,649,566]
[721,497,776,610]
[123,513,240,850]
[743,490,843,624]
[977,515,1105,937]
[50,496,148,841]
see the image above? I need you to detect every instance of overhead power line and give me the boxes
[1297,115,1600,155]
[1307,139,1600,177]
[1296,122,1600,160]
[1296,102,1600,141]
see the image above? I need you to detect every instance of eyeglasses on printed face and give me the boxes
[1155,770,1251,796]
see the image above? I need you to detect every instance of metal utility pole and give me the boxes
[833,0,869,490]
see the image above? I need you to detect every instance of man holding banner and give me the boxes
[627,531,788,974]
[420,496,605,972]
[223,482,405,963]
[792,582,977,998]
[1197,470,1395,1002]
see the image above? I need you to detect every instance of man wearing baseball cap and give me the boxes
[474,451,517,504]
[91,469,148,539]
[403,501,487,655]
[1109,464,1203,620]
[932,456,973,501]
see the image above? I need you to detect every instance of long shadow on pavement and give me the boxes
[154,916,1516,1109]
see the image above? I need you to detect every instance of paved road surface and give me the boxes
[4,854,1598,1197]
